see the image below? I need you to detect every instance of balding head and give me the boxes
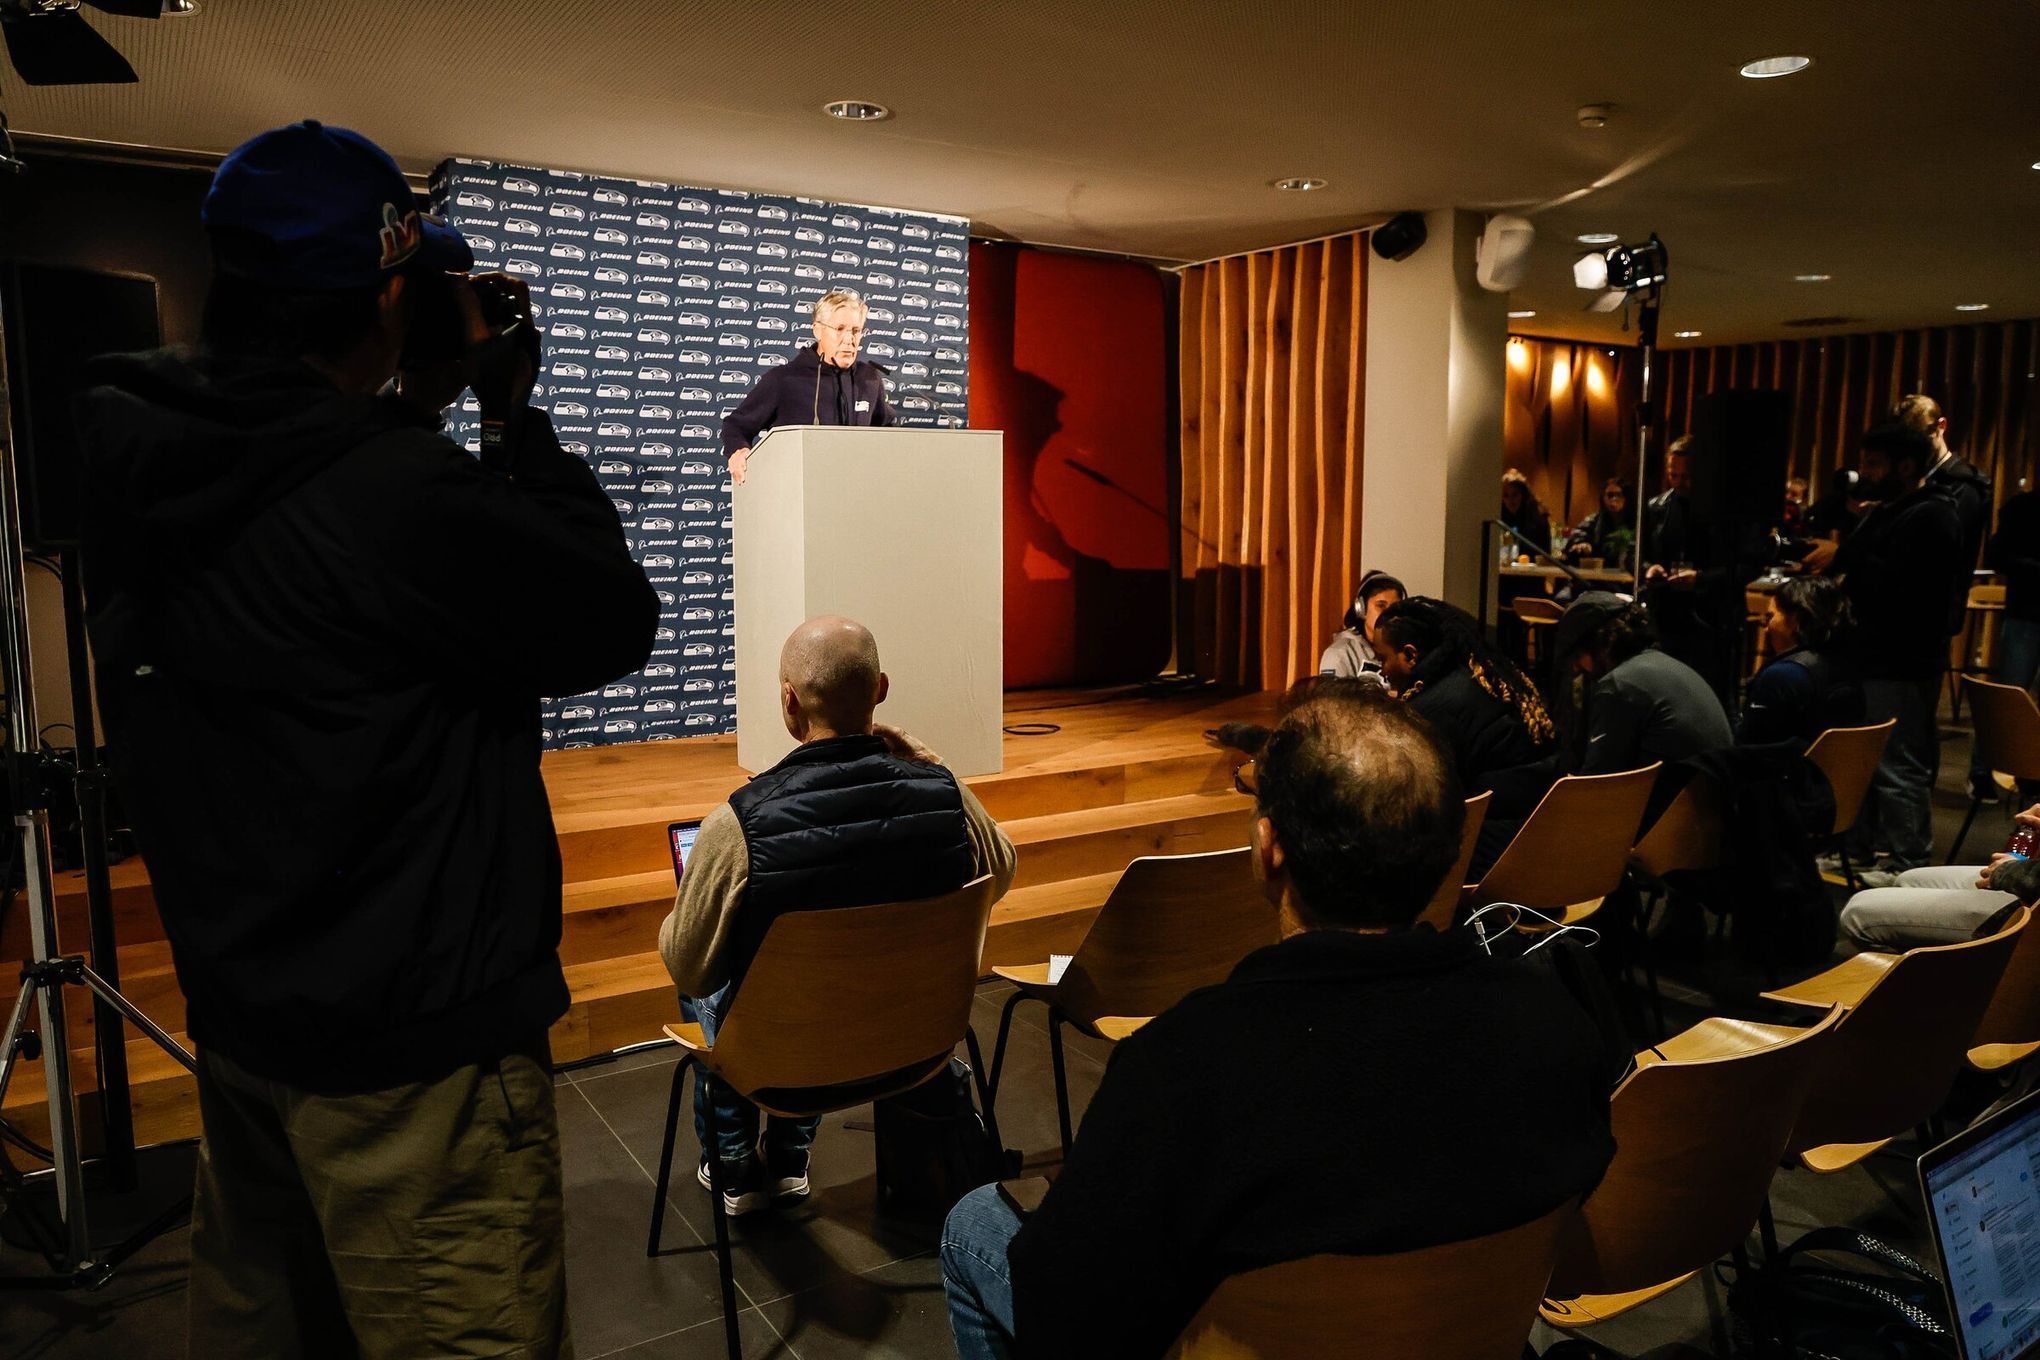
[779,615,888,741]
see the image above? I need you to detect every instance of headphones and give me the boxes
[1343,569,1407,631]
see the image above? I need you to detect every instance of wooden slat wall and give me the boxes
[1179,233,1369,689]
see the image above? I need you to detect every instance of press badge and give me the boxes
[855,400,871,412]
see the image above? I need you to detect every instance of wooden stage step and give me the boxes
[3,684,1273,1147]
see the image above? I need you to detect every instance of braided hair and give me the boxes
[1375,597,1557,745]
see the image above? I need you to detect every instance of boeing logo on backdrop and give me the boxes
[437,160,968,749]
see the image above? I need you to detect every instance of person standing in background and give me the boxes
[721,287,895,485]
[1970,485,2040,802]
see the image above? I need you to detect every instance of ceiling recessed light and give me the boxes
[1794,273,1831,283]
[1956,303,1991,312]
[1740,55,1812,79]
[1674,330,1703,338]
[1272,177,1325,192]
[822,99,891,122]
[1577,232,1621,246]
[163,0,200,12]
[1508,310,1537,319]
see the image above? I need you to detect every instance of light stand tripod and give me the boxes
[1629,279,1664,596]
[0,279,196,1290]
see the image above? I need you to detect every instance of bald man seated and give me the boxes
[659,616,1017,1215]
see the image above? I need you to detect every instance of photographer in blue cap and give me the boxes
[76,121,658,1357]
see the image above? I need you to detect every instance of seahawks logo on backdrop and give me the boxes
[378,203,423,268]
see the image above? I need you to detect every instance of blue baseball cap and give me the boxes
[204,120,472,288]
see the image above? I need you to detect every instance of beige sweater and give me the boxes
[658,780,1017,997]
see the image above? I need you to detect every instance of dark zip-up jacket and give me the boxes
[78,349,659,1092]
[1926,453,1992,635]
[1833,482,1965,681]
[719,345,895,456]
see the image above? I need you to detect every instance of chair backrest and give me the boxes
[1804,720,1898,835]
[1963,677,2040,783]
[1167,1197,1577,1360]
[1057,848,1276,1027]
[1545,1008,1841,1303]
[1975,902,2040,1053]
[1513,596,1565,625]
[1790,907,2029,1157]
[712,876,996,1094]
[1629,771,1729,880]
[1417,792,1492,931]
[1970,583,2008,609]
[1469,765,1659,918]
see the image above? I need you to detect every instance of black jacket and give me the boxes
[1927,453,1992,634]
[1007,926,1617,1359]
[1987,490,2040,622]
[1405,666,1559,876]
[1833,482,1965,680]
[79,350,659,1092]
[1740,646,1865,747]
[719,345,896,455]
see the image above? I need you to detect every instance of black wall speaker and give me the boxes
[1370,211,1428,263]
[1,262,163,548]
[1688,388,1792,527]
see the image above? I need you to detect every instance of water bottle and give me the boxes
[2003,822,2038,861]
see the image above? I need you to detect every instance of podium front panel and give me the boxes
[735,427,1004,776]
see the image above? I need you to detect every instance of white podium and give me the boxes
[734,425,1005,776]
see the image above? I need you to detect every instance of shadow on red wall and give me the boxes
[969,242,1171,689]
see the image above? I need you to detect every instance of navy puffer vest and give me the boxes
[724,733,976,997]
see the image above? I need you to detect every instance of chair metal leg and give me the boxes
[647,1054,694,1257]
[1048,1012,1074,1158]
[1757,1193,1781,1266]
[1949,796,1983,865]
[703,1095,743,1360]
[963,1025,1006,1156]
[1640,891,1667,1041]
[987,988,1029,1101]
[1839,844,1860,893]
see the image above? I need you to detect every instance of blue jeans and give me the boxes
[680,983,821,1167]
[941,1184,1022,1360]
[1849,676,1941,869]
[1969,617,2040,788]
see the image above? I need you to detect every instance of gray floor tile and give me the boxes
[753,1253,952,1360]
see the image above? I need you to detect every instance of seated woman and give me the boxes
[1740,576,1866,746]
[1374,597,1560,876]
[1318,569,1405,680]
[1565,479,1635,567]
[1500,468,1553,559]
[1553,592,1733,775]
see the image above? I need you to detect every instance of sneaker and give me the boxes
[1815,852,1844,878]
[1969,776,2004,806]
[764,1144,811,1201]
[1854,864,1914,890]
[696,1157,769,1217]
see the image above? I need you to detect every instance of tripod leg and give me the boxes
[78,964,195,1071]
[0,971,43,1107]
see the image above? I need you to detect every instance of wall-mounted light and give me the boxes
[1550,353,1572,397]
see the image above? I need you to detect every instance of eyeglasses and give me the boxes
[817,320,866,340]
[1232,759,1258,797]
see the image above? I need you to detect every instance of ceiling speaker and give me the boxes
[1370,212,1427,262]
[1476,213,1535,291]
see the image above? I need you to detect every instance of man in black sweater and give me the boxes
[940,681,1617,1360]
[720,286,895,484]
[1834,421,1966,883]
[80,122,658,1355]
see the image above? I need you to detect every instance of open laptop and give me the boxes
[667,819,703,885]
[1920,1087,2040,1360]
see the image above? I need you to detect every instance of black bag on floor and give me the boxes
[872,1057,1013,1218]
[1726,1226,1955,1360]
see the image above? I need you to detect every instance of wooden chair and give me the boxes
[1803,720,1897,890]
[1462,764,1659,930]
[988,848,1273,1155]
[646,876,998,1360]
[1167,1198,1578,1360]
[1950,583,2008,721]
[1625,771,1731,1034]
[1416,791,1493,932]
[1540,1007,1842,1332]
[1949,677,2040,862]
[1694,906,2029,1172]
[1759,900,2040,1074]
[1513,596,1565,671]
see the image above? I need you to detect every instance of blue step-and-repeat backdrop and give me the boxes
[431,158,971,749]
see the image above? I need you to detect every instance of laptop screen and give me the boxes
[1922,1090,2040,1360]
[668,820,703,885]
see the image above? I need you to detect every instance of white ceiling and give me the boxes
[6,0,2036,346]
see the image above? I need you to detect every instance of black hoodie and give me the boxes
[719,344,895,456]
[79,349,658,1092]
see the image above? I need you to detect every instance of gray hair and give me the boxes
[811,287,866,321]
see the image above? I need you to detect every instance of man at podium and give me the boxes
[721,287,896,485]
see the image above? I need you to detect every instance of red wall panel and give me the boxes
[969,242,1171,688]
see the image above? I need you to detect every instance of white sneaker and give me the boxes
[765,1147,811,1201]
[1854,865,1909,889]
[696,1159,769,1217]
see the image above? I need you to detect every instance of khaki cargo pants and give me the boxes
[186,1042,571,1359]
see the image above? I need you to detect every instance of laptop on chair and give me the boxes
[1919,1087,2040,1360]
